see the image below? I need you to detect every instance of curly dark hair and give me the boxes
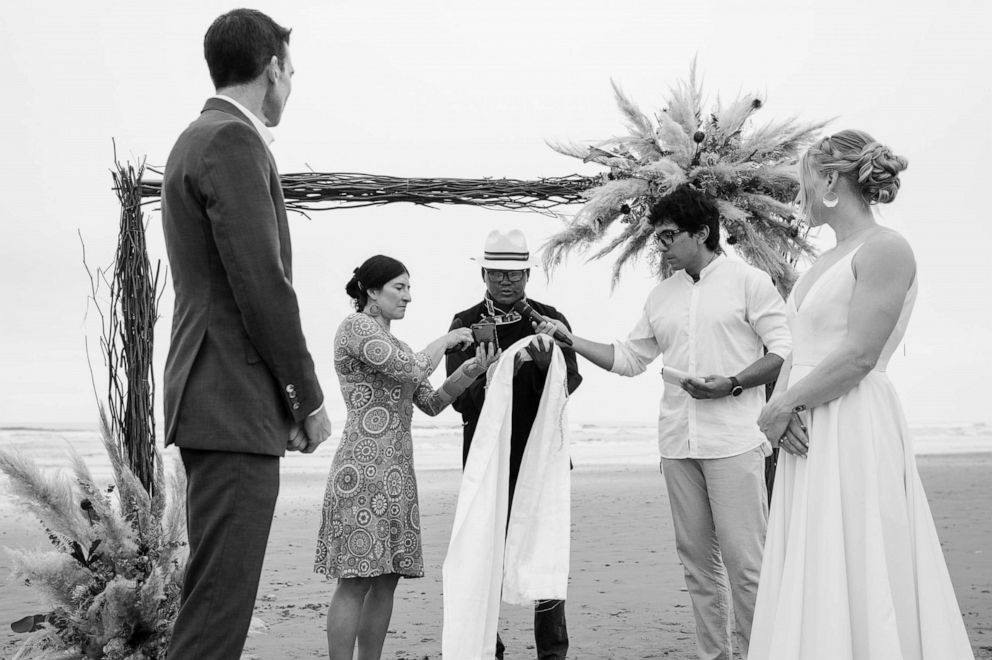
[647,185,721,252]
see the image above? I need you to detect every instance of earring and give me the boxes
[822,191,839,208]
[367,303,381,317]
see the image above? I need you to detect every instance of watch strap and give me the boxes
[729,376,744,396]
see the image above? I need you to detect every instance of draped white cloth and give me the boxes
[441,337,571,659]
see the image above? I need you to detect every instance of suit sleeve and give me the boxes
[446,315,486,419]
[200,122,322,421]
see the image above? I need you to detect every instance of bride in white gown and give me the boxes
[749,130,974,660]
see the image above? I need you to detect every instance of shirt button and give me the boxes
[292,403,300,410]
[286,384,295,393]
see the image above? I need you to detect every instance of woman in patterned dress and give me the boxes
[315,255,499,660]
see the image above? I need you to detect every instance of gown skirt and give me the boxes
[749,365,974,660]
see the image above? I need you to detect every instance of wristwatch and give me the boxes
[729,376,744,397]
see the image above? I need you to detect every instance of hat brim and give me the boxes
[472,257,541,270]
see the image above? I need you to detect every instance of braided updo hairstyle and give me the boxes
[798,129,909,215]
[345,255,409,311]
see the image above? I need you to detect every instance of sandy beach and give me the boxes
[1,429,990,659]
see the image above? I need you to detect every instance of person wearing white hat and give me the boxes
[445,229,583,660]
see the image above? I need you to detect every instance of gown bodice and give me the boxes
[787,242,917,376]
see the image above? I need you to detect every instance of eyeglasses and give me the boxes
[485,269,526,283]
[654,229,688,246]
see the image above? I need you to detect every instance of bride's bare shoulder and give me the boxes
[855,228,915,279]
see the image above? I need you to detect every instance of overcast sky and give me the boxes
[2,0,990,429]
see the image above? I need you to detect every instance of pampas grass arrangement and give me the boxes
[543,62,832,294]
[0,410,186,660]
[0,145,181,659]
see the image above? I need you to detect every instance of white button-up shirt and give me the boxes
[611,255,791,459]
[210,94,275,145]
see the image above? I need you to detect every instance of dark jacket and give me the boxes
[161,98,322,455]
[446,298,582,485]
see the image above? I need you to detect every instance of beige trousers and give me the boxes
[662,447,768,660]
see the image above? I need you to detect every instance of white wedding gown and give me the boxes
[749,244,974,660]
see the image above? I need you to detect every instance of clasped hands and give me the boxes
[758,397,809,458]
[288,405,333,453]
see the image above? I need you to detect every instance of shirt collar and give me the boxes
[210,94,275,145]
[483,294,527,321]
[680,252,725,283]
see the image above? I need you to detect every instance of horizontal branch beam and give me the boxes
[136,171,602,213]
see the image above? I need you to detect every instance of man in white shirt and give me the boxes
[538,186,790,660]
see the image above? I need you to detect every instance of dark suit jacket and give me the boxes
[446,298,582,480]
[161,97,322,456]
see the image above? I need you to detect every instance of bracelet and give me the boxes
[791,404,808,431]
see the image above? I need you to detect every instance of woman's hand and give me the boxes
[444,327,474,351]
[776,414,809,457]
[759,396,809,457]
[475,341,501,369]
[463,341,501,377]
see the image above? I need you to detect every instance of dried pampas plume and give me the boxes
[543,60,832,294]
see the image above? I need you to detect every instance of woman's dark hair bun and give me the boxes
[345,255,409,311]
[344,272,363,301]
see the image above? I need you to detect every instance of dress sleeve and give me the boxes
[412,380,447,417]
[340,314,436,384]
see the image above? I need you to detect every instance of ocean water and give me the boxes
[0,421,990,479]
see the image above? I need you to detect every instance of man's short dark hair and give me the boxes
[204,9,292,89]
[648,186,722,252]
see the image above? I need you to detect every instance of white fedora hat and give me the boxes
[472,229,540,270]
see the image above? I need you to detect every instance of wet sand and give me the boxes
[1,454,989,659]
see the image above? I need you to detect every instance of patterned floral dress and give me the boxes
[314,312,450,579]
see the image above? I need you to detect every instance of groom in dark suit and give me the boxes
[161,10,332,659]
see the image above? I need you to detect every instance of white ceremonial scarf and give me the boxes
[441,336,571,659]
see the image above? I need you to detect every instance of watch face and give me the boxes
[731,384,744,396]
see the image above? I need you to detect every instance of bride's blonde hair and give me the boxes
[797,129,909,219]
